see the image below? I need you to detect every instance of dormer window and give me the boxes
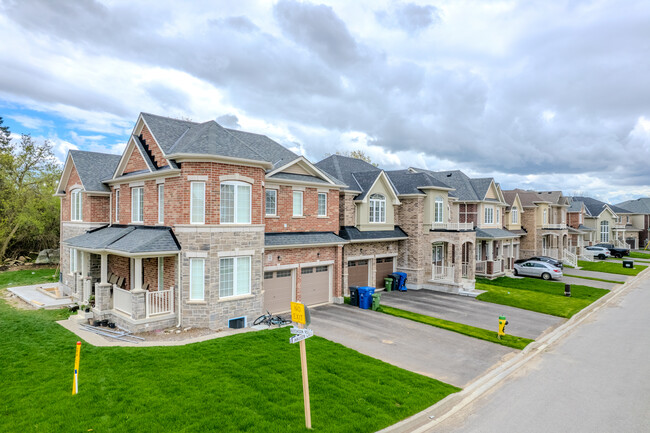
[484,207,494,224]
[434,197,444,223]
[71,189,82,221]
[369,194,386,223]
[511,207,518,224]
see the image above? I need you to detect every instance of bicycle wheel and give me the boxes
[253,314,268,326]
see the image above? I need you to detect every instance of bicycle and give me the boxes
[252,311,292,327]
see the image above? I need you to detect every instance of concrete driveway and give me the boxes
[380,290,564,340]
[309,304,514,388]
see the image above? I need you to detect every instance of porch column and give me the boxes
[486,242,493,261]
[453,243,462,283]
[81,251,90,278]
[468,242,476,281]
[100,253,108,284]
[133,257,143,292]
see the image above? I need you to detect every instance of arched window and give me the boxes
[511,207,518,224]
[434,197,444,223]
[71,189,82,221]
[600,220,609,242]
[220,181,251,224]
[369,194,386,223]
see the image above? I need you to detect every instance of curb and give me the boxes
[379,267,650,433]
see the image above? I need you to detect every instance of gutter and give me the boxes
[177,250,182,328]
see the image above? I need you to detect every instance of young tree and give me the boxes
[0,132,60,260]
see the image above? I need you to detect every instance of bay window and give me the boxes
[221,181,251,224]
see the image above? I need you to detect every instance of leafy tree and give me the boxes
[0,129,60,260]
[327,150,378,167]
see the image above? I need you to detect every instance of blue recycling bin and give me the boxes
[358,286,375,309]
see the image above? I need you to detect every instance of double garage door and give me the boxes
[263,266,330,313]
[348,257,394,289]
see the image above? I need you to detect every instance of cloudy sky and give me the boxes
[1,0,649,203]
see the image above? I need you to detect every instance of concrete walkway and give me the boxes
[560,276,620,290]
[309,304,515,388]
[563,268,629,282]
[380,290,564,340]
[8,283,72,309]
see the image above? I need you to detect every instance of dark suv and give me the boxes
[594,243,630,258]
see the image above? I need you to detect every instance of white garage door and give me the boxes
[263,270,293,314]
[300,265,330,306]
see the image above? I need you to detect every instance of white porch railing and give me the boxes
[476,261,486,274]
[431,265,454,281]
[542,248,559,259]
[432,222,474,231]
[493,260,503,274]
[579,253,594,262]
[114,287,132,315]
[462,263,470,279]
[613,223,626,230]
[146,288,174,317]
[563,249,577,268]
[569,246,577,254]
[615,239,627,248]
[476,260,503,275]
[542,223,567,229]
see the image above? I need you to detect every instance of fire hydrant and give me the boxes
[498,316,508,339]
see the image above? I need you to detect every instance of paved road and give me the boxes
[380,290,564,340]
[309,304,514,387]
[427,275,650,432]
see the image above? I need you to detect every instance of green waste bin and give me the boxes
[384,277,393,292]
[371,293,381,311]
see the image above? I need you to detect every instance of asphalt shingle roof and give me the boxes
[352,171,383,200]
[414,169,494,201]
[65,225,180,254]
[339,226,409,242]
[265,232,347,247]
[315,155,380,192]
[475,228,521,239]
[69,150,121,192]
[268,172,332,184]
[615,197,650,214]
[570,196,630,217]
[385,170,451,195]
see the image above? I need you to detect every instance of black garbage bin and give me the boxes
[349,286,360,307]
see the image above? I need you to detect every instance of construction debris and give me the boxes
[79,324,145,344]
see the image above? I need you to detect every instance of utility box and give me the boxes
[623,260,634,269]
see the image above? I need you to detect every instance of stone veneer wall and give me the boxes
[175,225,265,330]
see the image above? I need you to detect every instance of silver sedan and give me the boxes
[514,260,563,280]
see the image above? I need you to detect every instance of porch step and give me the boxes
[458,288,486,298]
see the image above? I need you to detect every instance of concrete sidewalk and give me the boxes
[560,276,619,290]
[563,268,629,282]
[380,290,564,340]
[8,283,72,309]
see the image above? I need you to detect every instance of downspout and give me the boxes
[176,251,182,327]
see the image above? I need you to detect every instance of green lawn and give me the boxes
[379,305,533,350]
[0,281,458,432]
[0,267,58,289]
[577,260,647,276]
[630,251,650,259]
[476,277,608,318]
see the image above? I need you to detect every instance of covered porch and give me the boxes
[65,225,181,332]
[475,228,520,279]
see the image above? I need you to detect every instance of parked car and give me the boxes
[514,260,563,280]
[583,246,611,260]
[594,243,630,258]
[515,256,563,269]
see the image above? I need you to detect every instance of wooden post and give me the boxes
[299,322,312,429]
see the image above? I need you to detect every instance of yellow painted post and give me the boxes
[291,302,312,429]
[72,341,81,395]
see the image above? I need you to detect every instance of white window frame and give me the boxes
[579,212,583,224]
[496,208,500,224]
[158,184,164,224]
[115,190,120,223]
[131,187,144,223]
[70,248,78,274]
[484,206,494,224]
[434,197,444,223]
[369,193,386,223]
[220,181,252,224]
[190,182,205,224]
[293,191,303,217]
[511,207,518,224]
[158,257,164,290]
[601,221,609,242]
[71,189,82,221]
[265,189,277,216]
[219,256,251,298]
[189,258,205,301]
[543,209,548,225]
[318,192,327,217]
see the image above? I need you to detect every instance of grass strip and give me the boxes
[476,277,609,301]
[0,278,459,432]
[577,260,646,276]
[378,305,533,350]
[560,274,622,285]
[630,251,650,259]
[0,268,58,289]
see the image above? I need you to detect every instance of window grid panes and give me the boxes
[71,189,82,221]
[434,197,444,223]
[369,194,386,223]
[512,207,518,224]
[115,190,120,222]
[219,256,251,298]
[189,258,204,300]
[318,193,327,216]
[191,182,205,224]
[601,221,609,242]
[293,191,303,216]
[221,182,251,224]
[132,187,143,223]
[484,207,494,224]
[158,184,164,224]
[265,189,277,216]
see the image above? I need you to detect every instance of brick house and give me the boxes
[614,197,650,248]
[57,113,346,332]
[568,196,639,250]
[502,190,570,261]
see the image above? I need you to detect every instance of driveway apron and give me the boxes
[380,290,564,340]
[309,304,513,388]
